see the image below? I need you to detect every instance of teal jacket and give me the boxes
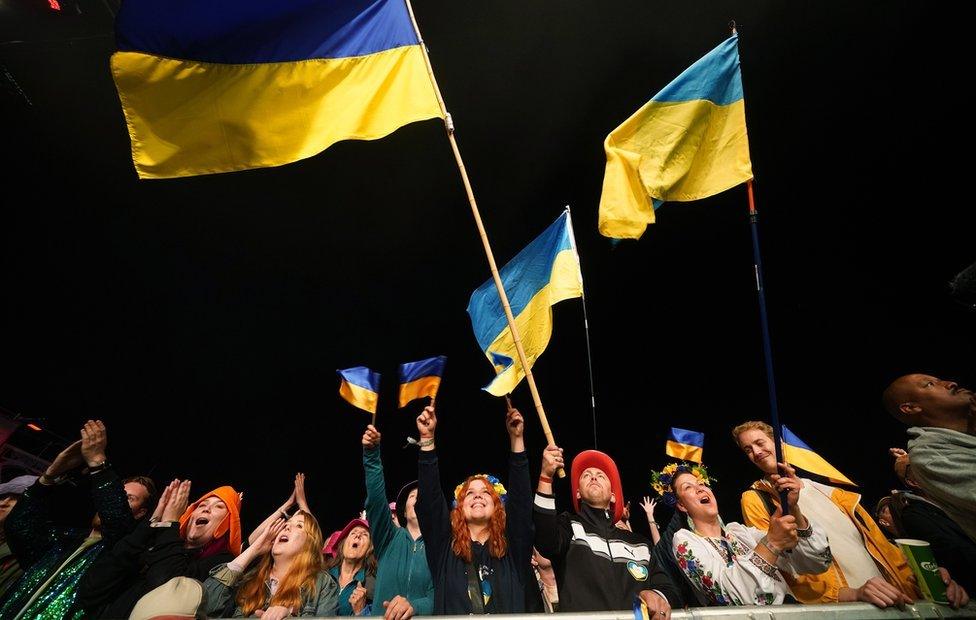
[363,446,434,616]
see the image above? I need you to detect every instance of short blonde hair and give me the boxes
[731,421,773,446]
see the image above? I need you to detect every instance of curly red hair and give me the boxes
[451,475,507,562]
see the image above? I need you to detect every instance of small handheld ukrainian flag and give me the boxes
[398,356,447,408]
[467,211,583,396]
[337,367,381,415]
[781,424,855,486]
[599,34,753,239]
[665,427,704,463]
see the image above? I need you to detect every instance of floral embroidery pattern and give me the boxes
[675,542,738,606]
[748,551,781,581]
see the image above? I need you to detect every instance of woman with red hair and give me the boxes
[415,401,532,614]
[203,510,339,618]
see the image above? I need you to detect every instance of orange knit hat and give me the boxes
[178,486,242,556]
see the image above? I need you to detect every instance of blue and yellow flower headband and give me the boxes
[650,462,714,507]
[453,473,507,507]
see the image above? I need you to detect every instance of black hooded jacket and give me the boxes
[534,492,680,611]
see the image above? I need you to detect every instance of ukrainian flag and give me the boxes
[338,366,381,414]
[398,355,446,407]
[467,211,583,397]
[599,34,753,239]
[665,427,704,463]
[112,0,444,179]
[781,424,856,486]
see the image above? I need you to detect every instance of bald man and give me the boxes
[883,374,976,544]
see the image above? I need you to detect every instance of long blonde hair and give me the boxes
[236,510,324,616]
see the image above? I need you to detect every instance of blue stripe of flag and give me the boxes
[116,0,419,64]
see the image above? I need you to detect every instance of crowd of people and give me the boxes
[0,372,972,618]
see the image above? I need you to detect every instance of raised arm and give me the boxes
[203,518,286,615]
[362,424,396,556]
[83,421,136,545]
[503,405,533,569]
[415,405,450,579]
[247,477,298,547]
[640,497,661,545]
[533,445,569,561]
[5,439,84,568]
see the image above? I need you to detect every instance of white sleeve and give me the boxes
[672,528,786,606]
[782,518,833,576]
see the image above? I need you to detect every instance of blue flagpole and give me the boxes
[747,180,791,514]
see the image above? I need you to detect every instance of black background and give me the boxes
[1,0,973,539]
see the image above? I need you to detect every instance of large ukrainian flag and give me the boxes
[467,212,583,397]
[112,0,444,179]
[599,34,753,239]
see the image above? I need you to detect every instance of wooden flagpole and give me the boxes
[403,0,562,474]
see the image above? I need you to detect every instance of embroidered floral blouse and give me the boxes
[672,521,831,606]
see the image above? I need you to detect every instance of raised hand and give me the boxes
[80,420,108,467]
[505,406,524,439]
[152,479,179,522]
[416,405,437,439]
[639,496,657,519]
[362,425,381,449]
[253,517,287,556]
[540,445,563,479]
[161,480,192,523]
[294,473,310,513]
[44,440,84,480]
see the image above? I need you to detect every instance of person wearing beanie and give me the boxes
[81,480,242,618]
[0,474,39,598]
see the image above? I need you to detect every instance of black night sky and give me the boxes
[1,0,973,539]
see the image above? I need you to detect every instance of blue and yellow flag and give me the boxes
[599,34,753,239]
[398,355,446,407]
[337,366,381,414]
[467,211,583,396]
[665,427,704,463]
[112,0,444,179]
[781,424,855,486]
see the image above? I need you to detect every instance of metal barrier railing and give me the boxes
[296,603,974,620]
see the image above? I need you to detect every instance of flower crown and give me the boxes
[454,473,507,506]
[650,462,714,507]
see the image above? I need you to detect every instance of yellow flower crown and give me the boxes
[650,462,714,507]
